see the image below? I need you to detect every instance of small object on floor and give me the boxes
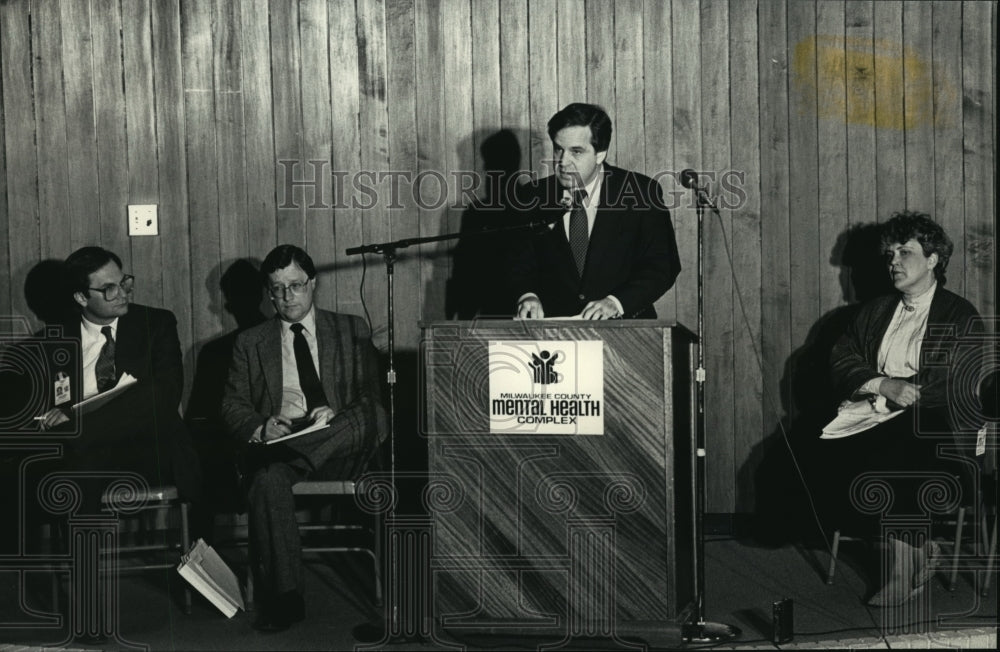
[772,597,793,644]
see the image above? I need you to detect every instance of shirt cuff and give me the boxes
[859,377,885,397]
[250,423,264,443]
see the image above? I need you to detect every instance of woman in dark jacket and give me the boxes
[819,211,984,606]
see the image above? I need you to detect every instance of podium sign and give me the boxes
[422,320,697,637]
[488,339,605,435]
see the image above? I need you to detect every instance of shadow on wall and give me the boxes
[739,222,892,545]
[445,128,528,320]
[186,258,266,531]
[24,259,77,327]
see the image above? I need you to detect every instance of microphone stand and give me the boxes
[344,215,559,639]
[680,175,741,644]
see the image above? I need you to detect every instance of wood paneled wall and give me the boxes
[1,0,995,513]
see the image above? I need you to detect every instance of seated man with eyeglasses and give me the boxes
[35,246,201,501]
[221,244,387,632]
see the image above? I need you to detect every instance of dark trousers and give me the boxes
[814,407,972,537]
[246,441,365,597]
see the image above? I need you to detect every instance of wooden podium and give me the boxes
[421,320,696,640]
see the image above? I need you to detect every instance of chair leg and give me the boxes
[983,514,997,597]
[373,517,383,607]
[827,529,841,585]
[180,502,192,615]
[949,506,966,591]
[245,566,255,611]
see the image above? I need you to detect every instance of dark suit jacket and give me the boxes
[48,303,201,498]
[220,310,387,475]
[829,286,984,448]
[509,165,681,318]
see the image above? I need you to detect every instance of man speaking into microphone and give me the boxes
[510,103,681,319]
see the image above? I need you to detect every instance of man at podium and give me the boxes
[511,103,681,319]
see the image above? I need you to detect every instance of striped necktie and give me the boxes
[568,188,589,277]
[95,326,116,392]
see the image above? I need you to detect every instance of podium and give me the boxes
[421,320,696,642]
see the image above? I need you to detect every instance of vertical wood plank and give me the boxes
[328,0,362,316]
[298,0,335,314]
[931,1,965,298]
[439,0,473,323]
[31,0,71,261]
[357,0,392,342]
[557,0,586,108]
[584,0,615,132]
[902,0,935,213]
[932,2,970,296]
[816,1,848,316]
[671,0,702,332]
[528,0,557,177]
[123,0,164,308]
[151,0,193,378]
[873,1,904,219]
[415,0,446,321]
[182,0,222,353]
[644,0,676,323]
[758,0,792,446]
[962,1,995,321]
[613,0,644,175]
[786,0,819,365]
[499,0,529,168]
[241,0,277,258]
[472,0,502,160]
[700,0,734,513]
[214,0,249,332]
[271,0,305,246]
[845,1,876,232]
[0,0,39,326]
[0,46,8,317]
[729,0,763,511]
[61,0,102,250]
[385,0,421,347]
[92,0,131,272]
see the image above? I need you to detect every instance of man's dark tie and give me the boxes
[290,323,327,411]
[568,188,589,277]
[95,326,116,392]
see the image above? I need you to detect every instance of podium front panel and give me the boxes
[421,320,695,632]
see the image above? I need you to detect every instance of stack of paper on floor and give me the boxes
[177,538,245,618]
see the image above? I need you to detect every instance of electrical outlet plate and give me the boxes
[128,204,158,236]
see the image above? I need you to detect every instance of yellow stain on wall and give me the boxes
[793,36,957,129]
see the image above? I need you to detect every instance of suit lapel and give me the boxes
[581,167,621,286]
[314,310,342,410]
[258,318,283,411]
[113,307,140,380]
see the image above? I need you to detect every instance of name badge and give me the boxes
[54,372,71,406]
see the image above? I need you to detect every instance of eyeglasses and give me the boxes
[268,280,311,298]
[89,274,135,301]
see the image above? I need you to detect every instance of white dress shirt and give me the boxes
[860,282,936,396]
[278,307,321,419]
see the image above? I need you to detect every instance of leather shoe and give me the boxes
[253,591,304,633]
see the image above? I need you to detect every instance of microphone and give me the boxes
[680,169,702,190]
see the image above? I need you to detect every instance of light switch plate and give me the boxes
[128,204,158,236]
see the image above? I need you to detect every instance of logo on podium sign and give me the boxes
[488,340,604,435]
